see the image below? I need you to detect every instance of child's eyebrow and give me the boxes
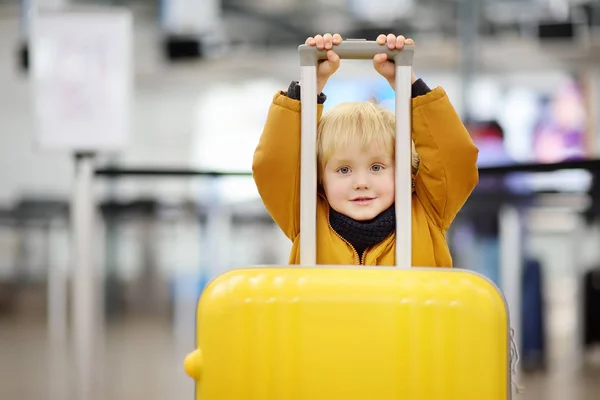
[329,158,354,166]
[369,155,393,164]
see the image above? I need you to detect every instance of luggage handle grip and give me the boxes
[298,40,414,66]
[298,39,414,268]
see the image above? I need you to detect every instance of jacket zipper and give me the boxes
[358,232,393,266]
[325,206,362,265]
[360,247,369,265]
[327,218,361,265]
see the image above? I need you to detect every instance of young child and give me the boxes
[252,33,479,267]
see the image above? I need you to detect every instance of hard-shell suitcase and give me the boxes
[520,258,546,372]
[583,267,600,347]
[184,40,513,399]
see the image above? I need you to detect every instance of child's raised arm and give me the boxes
[252,34,341,241]
[374,34,479,230]
[411,89,479,230]
[252,93,319,241]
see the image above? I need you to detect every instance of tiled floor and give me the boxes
[0,317,194,400]
[2,316,600,400]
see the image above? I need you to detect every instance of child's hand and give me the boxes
[373,34,418,89]
[305,33,342,94]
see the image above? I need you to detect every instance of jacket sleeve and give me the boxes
[252,91,324,240]
[412,87,479,230]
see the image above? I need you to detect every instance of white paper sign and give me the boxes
[31,9,132,152]
[348,0,415,23]
[160,0,220,35]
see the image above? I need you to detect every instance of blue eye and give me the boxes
[371,164,384,172]
[338,166,350,174]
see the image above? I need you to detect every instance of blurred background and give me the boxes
[1,0,600,399]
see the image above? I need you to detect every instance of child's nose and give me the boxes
[352,173,370,190]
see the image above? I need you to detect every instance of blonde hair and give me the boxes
[317,101,419,183]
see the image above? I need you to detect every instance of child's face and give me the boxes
[322,141,395,221]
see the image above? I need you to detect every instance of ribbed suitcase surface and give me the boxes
[188,267,510,400]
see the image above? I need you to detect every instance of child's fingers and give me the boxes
[395,35,406,49]
[377,33,413,49]
[308,33,343,49]
[323,33,333,50]
[314,34,324,50]
[386,33,396,49]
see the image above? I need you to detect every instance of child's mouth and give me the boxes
[351,197,375,205]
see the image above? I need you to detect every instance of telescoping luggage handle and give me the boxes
[298,39,415,268]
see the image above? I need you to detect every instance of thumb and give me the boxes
[372,53,388,73]
[325,50,340,74]
[327,49,340,64]
[318,50,340,78]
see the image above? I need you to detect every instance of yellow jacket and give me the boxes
[252,87,479,267]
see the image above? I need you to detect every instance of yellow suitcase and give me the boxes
[184,40,513,399]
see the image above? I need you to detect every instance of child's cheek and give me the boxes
[325,176,348,205]
[375,172,396,201]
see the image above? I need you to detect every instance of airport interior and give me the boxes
[2,0,600,399]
